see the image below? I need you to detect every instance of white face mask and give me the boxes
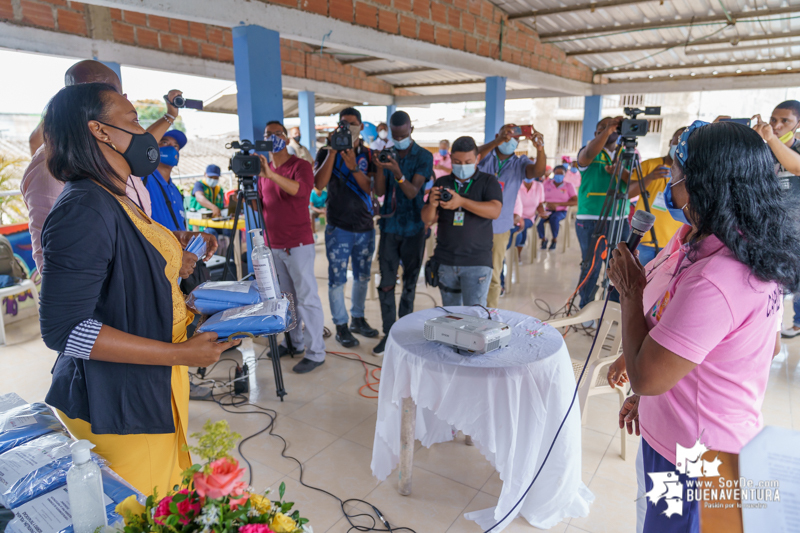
[378,130,388,140]
[205,177,219,188]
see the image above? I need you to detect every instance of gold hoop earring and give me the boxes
[110,143,118,151]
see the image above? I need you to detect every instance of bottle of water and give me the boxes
[250,229,280,301]
[66,440,107,533]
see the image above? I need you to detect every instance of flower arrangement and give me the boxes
[114,421,311,533]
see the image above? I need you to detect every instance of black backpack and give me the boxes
[0,234,26,280]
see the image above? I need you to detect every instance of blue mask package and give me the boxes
[6,468,141,533]
[0,403,63,455]
[197,299,290,340]
[0,433,107,509]
[186,280,262,315]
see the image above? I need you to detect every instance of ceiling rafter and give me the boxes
[600,55,798,75]
[509,0,658,21]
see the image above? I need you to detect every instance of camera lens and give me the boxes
[172,95,185,107]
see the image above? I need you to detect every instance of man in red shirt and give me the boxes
[258,121,326,374]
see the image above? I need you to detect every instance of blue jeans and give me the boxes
[793,293,800,327]
[575,218,630,307]
[438,265,493,307]
[639,438,699,533]
[325,225,375,326]
[537,210,567,240]
[637,245,659,267]
[507,218,535,248]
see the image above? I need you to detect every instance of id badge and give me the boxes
[453,210,465,227]
[652,191,668,211]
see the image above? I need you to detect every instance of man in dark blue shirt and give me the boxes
[372,111,433,355]
[145,129,187,232]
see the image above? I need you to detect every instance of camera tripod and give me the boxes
[222,173,289,401]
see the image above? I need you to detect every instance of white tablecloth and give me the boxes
[371,307,594,531]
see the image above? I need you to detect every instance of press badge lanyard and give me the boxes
[453,178,473,226]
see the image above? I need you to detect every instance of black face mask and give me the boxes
[98,122,160,177]
[293,135,301,144]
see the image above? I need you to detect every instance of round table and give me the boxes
[371,307,594,531]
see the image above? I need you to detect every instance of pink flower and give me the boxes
[153,490,201,525]
[193,457,246,499]
[239,524,275,533]
[229,481,250,509]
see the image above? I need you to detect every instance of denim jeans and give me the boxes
[325,225,375,326]
[637,245,658,267]
[793,293,800,328]
[537,210,568,240]
[575,218,630,307]
[507,218,535,248]
[438,264,493,307]
[378,230,425,335]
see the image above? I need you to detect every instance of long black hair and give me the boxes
[681,121,800,291]
[43,82,127,195]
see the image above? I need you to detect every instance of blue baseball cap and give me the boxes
[162,129,187,149]
[206,164,221,177]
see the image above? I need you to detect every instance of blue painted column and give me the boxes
[97,60,122,86]
[484,76,506,144]
[232,25,284,273]
[298,91,316,157]
[386,104,396,140]
[582,95,603,147]
[232,25,284,142]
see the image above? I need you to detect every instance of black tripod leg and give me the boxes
[267,334,287,401]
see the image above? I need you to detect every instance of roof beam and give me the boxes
[340,56,382,65]
[592,71,800,95]
[366,66,437,77]
[77,0,590,95]
[509,0,656,21]
[395,88,570,105]
[394,79,484,89]
[566,30,800,56]
[540,6,800,41]
[683,40,800,56]
[601,55,797,74]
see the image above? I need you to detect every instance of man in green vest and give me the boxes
[190,164,227,218]
[575,116,631,308]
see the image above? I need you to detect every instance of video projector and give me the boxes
[423,313,512,354]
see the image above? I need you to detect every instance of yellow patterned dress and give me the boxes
[57,201,194,497]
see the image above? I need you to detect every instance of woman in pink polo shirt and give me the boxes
[606,121,800,533]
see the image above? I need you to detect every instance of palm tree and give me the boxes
[0,156,27,225]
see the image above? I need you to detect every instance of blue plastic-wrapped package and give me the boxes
[197,299,290,339]
[0,394,27,414]
[185,280,261,315]
[6,468,142,533]
[0,433,107,509]
[0,403,63,455]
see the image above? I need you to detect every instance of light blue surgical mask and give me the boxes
[553,173,565,184]
[394,137,412,150]
[523,177,535,184]
[664,178,690,225]
[439,149,448,157]
[668,144,677,160]
[498,138,518,155]
[452,164,476,181]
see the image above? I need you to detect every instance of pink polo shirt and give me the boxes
[564,168,581,189]
[21,145,152,274]
[513,180,545,220]
[639,226,781,465]
[433,152,451,179]
[542,179,577,211]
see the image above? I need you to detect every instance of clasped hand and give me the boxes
[429,186,463,210]
[607,242,647,299]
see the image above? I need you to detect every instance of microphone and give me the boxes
[626,210,656,253]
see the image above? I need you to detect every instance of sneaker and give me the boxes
[350,317,379,338]
[268,345,304,359]
[500,286,506,298]
[372,336,387,356]
[549,240,558,250]
[189,382,214,402]
[540,239,548,249]
[292,358,325,374]
[781,326,800,338]
[336,324,360,347]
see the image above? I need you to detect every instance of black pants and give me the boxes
[378,229,426,335]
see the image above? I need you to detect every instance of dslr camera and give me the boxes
[378,147,397,164]
[329,121,353,151]
[440,188,454,202]
[619,106,661,138]
[227,139,273,177]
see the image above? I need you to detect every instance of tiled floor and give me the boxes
[3,227,800,532]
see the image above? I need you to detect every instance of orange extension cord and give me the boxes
[327,351,382,399]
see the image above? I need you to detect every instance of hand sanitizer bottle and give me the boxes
[250,229,280,301]
[66,440,107,533]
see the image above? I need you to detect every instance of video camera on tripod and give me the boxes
[227,139,273,177]
[618,106,661,139]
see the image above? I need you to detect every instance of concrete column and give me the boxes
[98,61,122,86]
[232,25,283,143]
[298,91,316,156]
[386,104,397,140]
[484,76,506,144]
[582,95,603,147]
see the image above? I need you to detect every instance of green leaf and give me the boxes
[279,482,286,499]
[169,502,180,515]
[298,518,309,525]
[171,493,188,503]
[280,502,293,513]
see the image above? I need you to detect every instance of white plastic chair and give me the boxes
[0,279,39,346]
[547,300,628,459]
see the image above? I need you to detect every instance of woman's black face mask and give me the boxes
[99,122,160,178]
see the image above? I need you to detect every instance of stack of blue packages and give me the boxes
[0,432,107,509]
[186,280,262,315]
[197,298,290,340]
[6,467,142,533]
[0,403,63,455]
[0,394,27,414]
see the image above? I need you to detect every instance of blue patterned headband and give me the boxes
[675,120,710,167]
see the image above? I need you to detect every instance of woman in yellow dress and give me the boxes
[38,82,239,496]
